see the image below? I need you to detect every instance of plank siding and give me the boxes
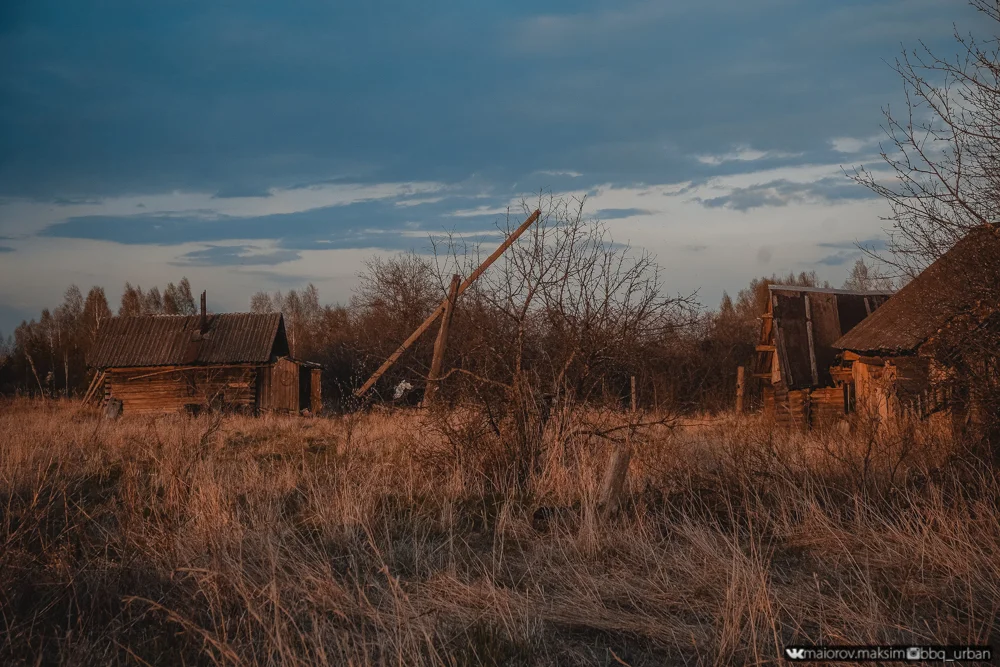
[258,357,299,412]
[310,368,322,414]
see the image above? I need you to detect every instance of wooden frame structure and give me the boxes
[755,285,892,428]
[355,209,542,399]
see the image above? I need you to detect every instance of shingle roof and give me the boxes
[834,224,1000,354]
[87,313,288,368]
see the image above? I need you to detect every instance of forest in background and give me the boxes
[0,243,887,415]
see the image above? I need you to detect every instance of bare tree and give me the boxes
[851,2,1000,454]
[119,283,144,316]
[851,1,1000,272]
[428,194,697,491]
[842,258,895,291]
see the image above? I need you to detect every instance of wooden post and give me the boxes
[804,294,819,386]
[81,370,106,405]
[354,209,542,397]
[199,291,207,332]
[599,376,636,515]
[736,365,745,414]
[423,274,460,406]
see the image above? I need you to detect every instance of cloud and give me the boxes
[684,244,708,252]
[394,196,447,208]
[212,185,274,199]
[0,0,982,333]
[829,135,883,153]
[536,170,582,178]
[595,208,653,219]
[1,0,977,205]
[0,179,449,238]
[0,246,13,253]
[695,146,802,166]
[818,237,888,252]
[817,250,860,266]
[50,197,103,206]
[449,205,509,218]
[171,245,301,267]
[695,177,875,211]
[36,191,522,253]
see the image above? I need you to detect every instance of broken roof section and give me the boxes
[763,285,893,389]
[834,224,1000,355]
[87,313,289,368]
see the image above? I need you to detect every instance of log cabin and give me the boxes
[833,224,1000,429]
[754,284,893,428]
[86,297,321,416]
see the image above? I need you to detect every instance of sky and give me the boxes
[0,0,982,333]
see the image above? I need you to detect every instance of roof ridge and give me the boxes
[111,311,280,318]
[767,284,895,296]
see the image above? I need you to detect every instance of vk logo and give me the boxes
[785,648,806,660]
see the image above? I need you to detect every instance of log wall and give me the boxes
[106,366,257,415]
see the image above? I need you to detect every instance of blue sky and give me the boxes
[0,0,980,332]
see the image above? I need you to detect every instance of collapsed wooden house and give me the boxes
[86,299,321,415]
[833,224,1000,426]
[754,285,893,428]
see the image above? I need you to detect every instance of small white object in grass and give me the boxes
[393,380,413,400]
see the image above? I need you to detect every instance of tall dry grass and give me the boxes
[1,398,998,665]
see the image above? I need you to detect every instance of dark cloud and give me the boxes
[696,177,877,212]
[817,250,860,266]
[212,186,274,199]
[0,246,13,252]
[818,237,888,252]
[595,208,653,219]
[0,0,976,202]
[39,195,517,251]
[171,245,301,267]
[683,243,707,252]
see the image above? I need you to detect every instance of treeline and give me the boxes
[0,190,889,414]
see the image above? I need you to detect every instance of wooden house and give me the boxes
[833,224,1000,427]
[86,300,321,416]
[754,285,893,428]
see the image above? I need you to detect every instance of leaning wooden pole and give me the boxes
[423,274,461,406]
[354,209,541,397]
[81,370,102,405]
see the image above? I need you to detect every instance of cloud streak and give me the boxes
[695,146,802,166]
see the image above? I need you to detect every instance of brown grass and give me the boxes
[1,398,998,665]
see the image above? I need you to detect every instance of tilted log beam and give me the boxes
[354,209,542,397]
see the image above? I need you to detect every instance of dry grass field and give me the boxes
[2,399,999,665]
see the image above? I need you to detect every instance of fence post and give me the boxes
[736,365,745,414]
[599,376,637,515]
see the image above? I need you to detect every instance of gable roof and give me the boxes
[87,312,288,368]
[762,285,893,389]
[834,224,1000,355]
